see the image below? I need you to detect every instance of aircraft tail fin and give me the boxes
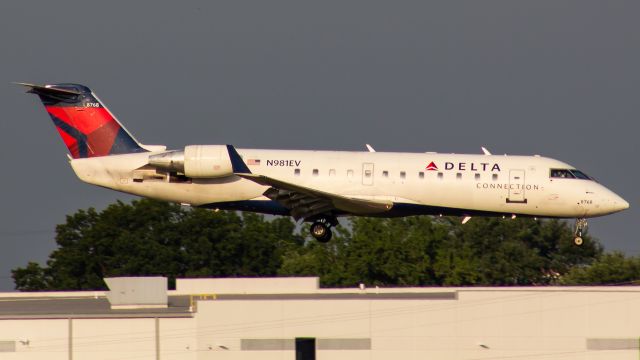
[17,82,147,159]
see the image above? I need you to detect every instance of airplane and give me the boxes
[18,83,629,245]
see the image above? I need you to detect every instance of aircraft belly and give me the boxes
[125,181,266,206]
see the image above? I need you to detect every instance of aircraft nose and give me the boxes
[615,197,630,212]
[591,183,629,215]
[607,192,629,213]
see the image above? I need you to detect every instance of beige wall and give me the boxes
[73,318,156,360]
[193,289,640,360]
[0,319,68,360]
[0,317,196,360]
[160,318,197,360]
[0,287,639,359]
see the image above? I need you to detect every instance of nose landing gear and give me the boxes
[310,216,338,243]
[574,218,588,246]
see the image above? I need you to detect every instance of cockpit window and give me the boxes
[569,169,592,180]
[550,168,592,180]
[550,169,575,179]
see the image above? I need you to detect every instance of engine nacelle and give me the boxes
[184,145,233,178]
[148,145,234,178]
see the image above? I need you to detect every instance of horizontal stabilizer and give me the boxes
[15,82,81,97]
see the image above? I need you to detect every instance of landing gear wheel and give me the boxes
[311,222,332,243]
[311,222,328,239]
[573,218,588,246]
[317,228,332,243]
[310,217,337,243]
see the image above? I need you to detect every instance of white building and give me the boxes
[0,277,639,360]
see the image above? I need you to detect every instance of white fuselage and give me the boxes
[69,149,629,219]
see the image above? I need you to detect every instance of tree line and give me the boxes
[12,199,639,290]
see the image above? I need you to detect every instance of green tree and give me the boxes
[11,262,51,291]
[435,218,602,285]
[342,217,450,286]
[281,216,602,287]
[561,252,640,285]
[12,199,299,290]
[13,198,609,291]
[180,211,301,277]
[280,217,451,287]
[32,200,186,290]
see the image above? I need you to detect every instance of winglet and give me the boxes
[226,145,251,174]
[365,144,376,152]
[481,146,492,155]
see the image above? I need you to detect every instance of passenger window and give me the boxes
[364,170,372,178]
[347,170,353,178]
[400,171,406,179]
[492,174,498,181]
[313,169,319,176]
[294,168,300,176]
[329,169,336,177]
[456,173,462,180]
[419,172,424,179]
[382,171,389,178]
[437,172,443,180]
[474,173,480,180]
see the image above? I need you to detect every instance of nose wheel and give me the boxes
[574,218,588,246]
[310,217,338,243]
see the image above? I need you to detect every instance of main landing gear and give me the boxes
[574,218,588,246]
[310,217,338,243]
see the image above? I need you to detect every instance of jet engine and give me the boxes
[148,145,234,178]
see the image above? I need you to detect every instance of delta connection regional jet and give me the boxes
[18,83,629,245]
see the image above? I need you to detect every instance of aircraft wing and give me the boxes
[226,145,393,220]
[236,173,393,220]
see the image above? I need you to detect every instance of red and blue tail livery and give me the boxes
[18,83,146,158]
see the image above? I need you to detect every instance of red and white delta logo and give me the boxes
[425,161,438,171]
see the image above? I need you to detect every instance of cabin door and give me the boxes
[507,169,527,203]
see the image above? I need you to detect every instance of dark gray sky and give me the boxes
[0,1,637,290]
